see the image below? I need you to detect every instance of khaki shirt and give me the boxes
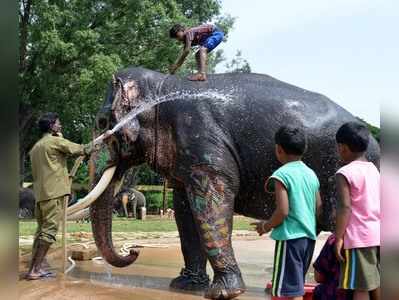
[29,133,86,201]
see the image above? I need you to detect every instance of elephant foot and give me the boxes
[205,271,246,300]
[169,268,210,291]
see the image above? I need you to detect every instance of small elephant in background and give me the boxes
[115,188,146,218]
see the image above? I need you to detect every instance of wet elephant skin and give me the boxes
[90,67,380,299]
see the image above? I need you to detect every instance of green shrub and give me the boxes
[143,191,173,213]
[135,164,163,185]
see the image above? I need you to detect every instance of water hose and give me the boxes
[119,242,168,256]
[65,256,76,274]
[65,242,92,273]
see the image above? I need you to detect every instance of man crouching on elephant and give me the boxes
[26,112,102,280]
[169,23,224,81]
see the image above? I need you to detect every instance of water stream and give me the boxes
[93,89,233,145]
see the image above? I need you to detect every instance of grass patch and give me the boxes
[19,216,255,236]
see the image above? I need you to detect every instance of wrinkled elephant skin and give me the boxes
[90,67,380,300]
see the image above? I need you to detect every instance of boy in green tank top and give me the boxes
[252,126,322,299]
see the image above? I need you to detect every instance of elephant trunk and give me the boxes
[90,176,139,267]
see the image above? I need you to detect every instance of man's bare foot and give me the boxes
[25,270,55,280]
[188,73,207,81]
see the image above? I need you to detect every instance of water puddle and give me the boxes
[19,231,332,300]
[19,239,278,300]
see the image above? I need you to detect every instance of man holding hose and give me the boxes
[26,112,111,280]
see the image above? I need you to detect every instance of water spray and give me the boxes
[93,84,233,146]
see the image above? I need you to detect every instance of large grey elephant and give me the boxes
[67,67,380,300]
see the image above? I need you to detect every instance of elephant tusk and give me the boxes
[67,207,90,221]
[67,166,117,216]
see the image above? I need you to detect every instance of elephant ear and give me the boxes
[111,76,125,117]
[110,76,141,145]
[111,76,141,121]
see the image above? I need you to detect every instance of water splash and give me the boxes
[93,89,233,145]
[104,262,113,280]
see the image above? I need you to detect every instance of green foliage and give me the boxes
[74,160,89,185]
[143,190,173,212]
[356,117,380,142]
[367,124,380,142]
[72,147,109,185]
[19,0,237,181]
[225,50,251,73]
[135,164,164,185]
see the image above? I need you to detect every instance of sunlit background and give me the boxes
[217,0,398,126]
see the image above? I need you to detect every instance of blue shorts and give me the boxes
[200,30,224,52]
[271,237,315,297]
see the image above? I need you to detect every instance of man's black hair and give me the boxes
[275,126,307,155]
[336,122,369,152]
[169,24,185,38]
[38,112,59,133]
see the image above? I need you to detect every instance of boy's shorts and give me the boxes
[339,246,380,291]
[200,30,224,52]
[271,237,315,297]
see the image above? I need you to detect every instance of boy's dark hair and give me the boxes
[275,126,307,155]
[336,122,369,152]
[38,112,59,133]
[169,24,185,38]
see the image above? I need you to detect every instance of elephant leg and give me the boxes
[132,198,137,219]
[121,194,129,217]
[187,167,246,300]
[170,186,210,291]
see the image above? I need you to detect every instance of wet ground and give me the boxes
[18,233,329,300]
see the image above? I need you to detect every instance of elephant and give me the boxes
[69,67,379,300]
[114,188,146,218]
[19,186,88,220]
[18,187,79,219]
[19,187,35,218]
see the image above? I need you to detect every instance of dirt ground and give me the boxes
[18,232,329,300]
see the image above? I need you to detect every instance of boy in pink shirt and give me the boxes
[334,122,380,300]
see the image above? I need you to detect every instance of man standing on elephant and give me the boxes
[169,23,224,81]
[26,112,97,280]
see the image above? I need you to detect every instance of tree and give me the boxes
[18,0,236,182]
[357,117,380,142]
[225,50,251,73]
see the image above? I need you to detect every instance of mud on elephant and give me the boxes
[68,67,380,300]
